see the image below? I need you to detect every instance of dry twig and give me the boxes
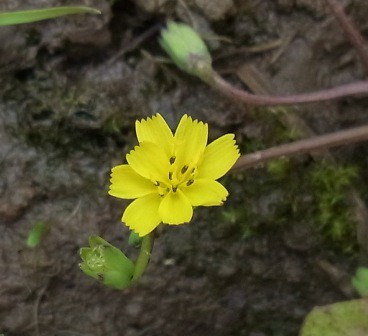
[325,0,368,74]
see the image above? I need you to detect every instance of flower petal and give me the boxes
[174,114,208,167]
[122,193,162,237]
[126,142,171,183]
[109,165,156,199]
[135,114,174,157]
[183,179,229,206]
[159,190,193,224]
[197,134,240,180]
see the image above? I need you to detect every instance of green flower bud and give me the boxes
[159,21,213,81]
[79,236,135,290]
[352,267,368,297]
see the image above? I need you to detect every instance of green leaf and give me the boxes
[0,6,101,26]
[300,298,368,336]
[352,267,368,297]
[26,221,48,248]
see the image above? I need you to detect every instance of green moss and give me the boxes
[308,161,358,253]
[228,129,358,254]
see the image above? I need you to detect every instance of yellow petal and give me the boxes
[109,165,157,199]
[135,113,174,157]
[183,179,229,206]
[174,114,208,167]
[159,190,193,224]
[122,193,162,237]
[126,141,171,183]
[197,134,240,180]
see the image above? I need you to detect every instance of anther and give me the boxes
[186,179,194,186]
[169,156,176,165]
[154,181,160,186]
[172,186,177,192]
[169,172,173,180]
[181,165,189,174]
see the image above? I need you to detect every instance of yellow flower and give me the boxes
[109,114,240,237]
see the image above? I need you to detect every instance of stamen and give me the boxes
[169,172,173,180]
[186,179,194,186]
[154,181,160,186]
[169,156,176,165]
[172,186,177,192]
[181,165,189,174]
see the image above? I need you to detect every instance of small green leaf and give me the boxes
[300,298,368,336]
[26,221,48,248]
[352,267,368,297]
[0,6,101,26]
[128,231,143,247]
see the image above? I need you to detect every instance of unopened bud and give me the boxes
[79,236,134,290]
[159,21,213,81]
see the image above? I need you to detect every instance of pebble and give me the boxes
[133,0,170,13]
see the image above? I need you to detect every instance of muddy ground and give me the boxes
[1,0,368,335]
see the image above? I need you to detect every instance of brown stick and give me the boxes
[325,0,368,74]
[232,125,368,171]
[211,72,368,106]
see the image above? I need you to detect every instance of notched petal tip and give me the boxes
[135,113,173,157]
[124,224,148,238]
[197,133,240,180]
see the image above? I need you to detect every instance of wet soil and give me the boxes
[1,0,368,335]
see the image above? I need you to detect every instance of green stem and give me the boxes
[131,232,154,283]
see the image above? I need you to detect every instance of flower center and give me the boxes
[156,156,197,196]
[87,246,106,272]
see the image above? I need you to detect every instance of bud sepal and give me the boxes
[79,236,135,290]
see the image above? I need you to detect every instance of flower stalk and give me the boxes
[131,232,154,283]
[209,71,368,106]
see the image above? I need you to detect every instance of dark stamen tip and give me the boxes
[181,165,189,174]
[186,179,194,186]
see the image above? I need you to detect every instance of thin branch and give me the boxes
[107,24,161,65]
[211,72,368,106]
[325,0,368,74]
[232,125,368,171]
